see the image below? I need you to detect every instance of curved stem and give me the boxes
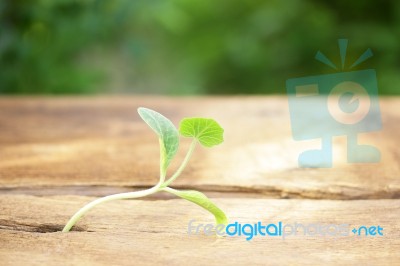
[62,182,162,232]
[63,141,197,232]
[161,140,196,188]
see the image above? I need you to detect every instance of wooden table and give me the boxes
[0,97,399,265]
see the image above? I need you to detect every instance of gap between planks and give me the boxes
[0,184,399,200]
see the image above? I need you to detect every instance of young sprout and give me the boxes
[62,107,227,232]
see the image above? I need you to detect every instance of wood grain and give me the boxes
[0,97,399,199]
[0,97,399,265]
[0,195,399,266]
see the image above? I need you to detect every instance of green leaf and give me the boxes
[179,118,224,147]
[138,108,179,174]
[163,187,228,225]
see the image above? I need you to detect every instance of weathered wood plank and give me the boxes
[0,195,398,265]
[0,97,399,199]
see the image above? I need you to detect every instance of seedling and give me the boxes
[62,107,227,232]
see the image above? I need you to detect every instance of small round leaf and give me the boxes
[179,118,224,147]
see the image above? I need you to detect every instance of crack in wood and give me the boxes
[0,219,87,233]
[0,185,399,200]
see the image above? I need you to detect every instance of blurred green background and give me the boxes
[1,0,399,95]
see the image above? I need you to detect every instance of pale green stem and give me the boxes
[63,140,196,232]
[159,139,166,183]
[62,182,162,232]
[161,186,178,194]
[161,140,196,188]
